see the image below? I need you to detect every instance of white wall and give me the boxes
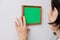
[0,0,57,40]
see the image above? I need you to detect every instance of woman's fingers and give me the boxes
[14,18,20,27]
[15,21,18,27]
[23,16,26,27]
[16,18,20,26]
[15,16,26,28]
[19,17,23,27]
[15,17,23,27]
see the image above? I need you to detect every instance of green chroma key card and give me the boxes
[22,5,42,26]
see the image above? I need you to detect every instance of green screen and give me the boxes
[24,6,41,24]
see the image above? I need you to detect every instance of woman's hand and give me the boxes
[15,16,28,40]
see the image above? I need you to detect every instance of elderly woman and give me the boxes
[15,0,60,40]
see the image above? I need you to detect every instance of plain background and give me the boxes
[0,0,57,40]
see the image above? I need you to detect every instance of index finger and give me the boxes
[23,16,26,27]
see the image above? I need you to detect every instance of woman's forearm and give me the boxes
[18,37,27,40]
[18,35,27,40]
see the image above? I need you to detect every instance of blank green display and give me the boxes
[23,6,41,25]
